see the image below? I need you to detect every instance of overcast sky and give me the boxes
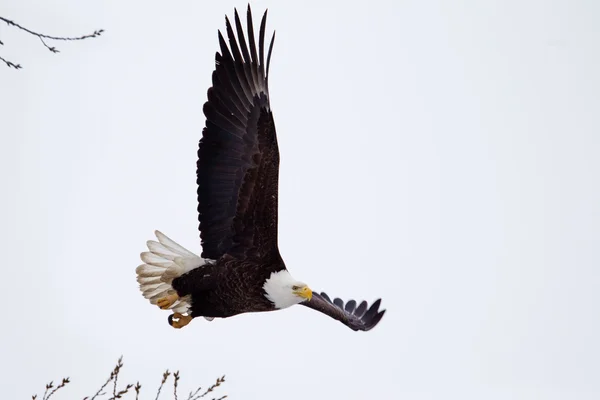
[1,1,599,399]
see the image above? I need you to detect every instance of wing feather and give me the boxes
[246,6,261,91]
[344,300,356,313]
[258,11,267,77]
[234,9,259,94]
[354,300,368,318]
[224,18,255,103]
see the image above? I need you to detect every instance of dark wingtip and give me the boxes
[363,299,382,321]
[266,31,275,77]
[365,310,386,331]
[247,4,253,21]
[359,300,385,331]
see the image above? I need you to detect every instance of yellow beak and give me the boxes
[294,286,313,301]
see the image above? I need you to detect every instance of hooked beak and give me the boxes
[294,285,313,301]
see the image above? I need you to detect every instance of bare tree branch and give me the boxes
[0,15,103,69]
[31,357,227,400]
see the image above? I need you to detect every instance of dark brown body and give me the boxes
[172,255,284,318]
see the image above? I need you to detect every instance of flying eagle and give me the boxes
[136,5,385,331]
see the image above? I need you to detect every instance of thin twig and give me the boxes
[38,36,58,52]
[191,376,225,400]
[108,384,133,400]
[112,364,119,398]
[87,356,123,400]
[173,371,180,400]
[0,55,21,69]
[134,382,141,400]
[42,382,53,400]
[187,387,202,400]
[46,378,70,400]
[154,370,171,400]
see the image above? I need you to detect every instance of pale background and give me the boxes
[1,0,599,399]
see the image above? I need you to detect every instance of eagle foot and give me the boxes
[157,293,179,310]
[168,312,192,329]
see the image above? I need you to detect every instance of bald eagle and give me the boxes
[136,5,385,331]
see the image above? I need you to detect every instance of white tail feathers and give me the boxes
[136,230,208,315]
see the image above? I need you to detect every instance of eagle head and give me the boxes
[263,269,312,309]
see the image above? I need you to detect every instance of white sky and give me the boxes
[1,0,599,399]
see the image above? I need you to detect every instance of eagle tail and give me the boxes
[136,230,208,314]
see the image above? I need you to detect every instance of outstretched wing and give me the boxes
[301,292,386,331]
[197,6,280,261]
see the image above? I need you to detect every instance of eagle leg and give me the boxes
[168,312,192,329]
[157,293,179,310]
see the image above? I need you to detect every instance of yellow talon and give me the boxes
[157,293,179,310]
[170,312,192,329]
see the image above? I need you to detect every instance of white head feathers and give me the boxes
[263,270,313,309]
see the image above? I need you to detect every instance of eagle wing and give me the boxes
[198,6,280,262]
[301,292,386,331]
